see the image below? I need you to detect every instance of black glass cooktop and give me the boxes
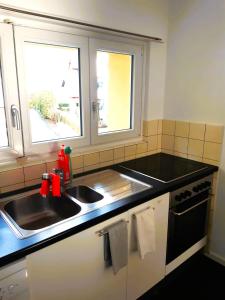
[118,153,208,183]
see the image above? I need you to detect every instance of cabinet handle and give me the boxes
[95,219,129,237]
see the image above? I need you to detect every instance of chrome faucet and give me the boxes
[40,169,64,198]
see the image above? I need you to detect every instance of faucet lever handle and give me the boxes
[51,173,61,197]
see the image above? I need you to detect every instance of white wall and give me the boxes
[165,0,225,261]
[0,0,168,38]
[144,42,167,120]
[0,0,169,120]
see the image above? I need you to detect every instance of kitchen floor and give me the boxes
[140,253,225,299]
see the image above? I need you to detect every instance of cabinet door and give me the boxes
[127,193,169,300]
[26,212,128,300]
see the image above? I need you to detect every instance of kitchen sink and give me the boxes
[68,169,152,204]
[0,194,81,238]
[66,185,103,203]
[0,169,152,239]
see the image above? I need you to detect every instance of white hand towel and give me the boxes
[135,208,156,260]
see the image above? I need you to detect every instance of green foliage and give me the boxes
[29,91,56,119]
[58,102,70,111]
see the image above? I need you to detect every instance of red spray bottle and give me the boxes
[57,145,71,184]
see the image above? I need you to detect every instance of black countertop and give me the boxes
[0,153,218,267]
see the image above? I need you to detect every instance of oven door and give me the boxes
[166,191,210,264]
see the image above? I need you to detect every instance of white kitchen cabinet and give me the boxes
[126,193,169,300]
[0,259,30,300]
[26,212,128,300]
[26,193,169,300]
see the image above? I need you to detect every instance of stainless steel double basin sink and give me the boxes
[0,169,152,239]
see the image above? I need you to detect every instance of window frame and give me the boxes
[14,25,90,155]
[89,38,143,145]
[0,23,23,161]
[0,17,147,159]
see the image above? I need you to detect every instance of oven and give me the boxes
[166,175,212,264]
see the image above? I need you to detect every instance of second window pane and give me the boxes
[24,42,82,143]
[96,51,132,134]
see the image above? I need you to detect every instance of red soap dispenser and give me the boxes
[57,144,65,171]
[65,146,72,184]
[57,144,71,184]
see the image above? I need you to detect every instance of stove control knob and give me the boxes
[180,192,186,199]
[175,195,182,201]
[199,183,205,190]
[204,181,211,188]
[193,186,199,192]
[184,190,192,197]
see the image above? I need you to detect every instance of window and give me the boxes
[15,26,90,154]
[90,39,143,144]
[0,23,23,159]
[0,21,144,158]
[96,50,133,134]
[23,43,82,143]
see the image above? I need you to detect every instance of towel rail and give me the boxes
[95,219,129,237]
[132,206,155,219]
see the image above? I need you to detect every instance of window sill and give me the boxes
[0,136,144,171]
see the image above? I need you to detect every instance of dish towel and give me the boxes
[106,220,128,275]
[104,233,112,267]
[135,208,156,260]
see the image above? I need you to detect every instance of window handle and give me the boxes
[92,100,100,113]
[11,105,21,130]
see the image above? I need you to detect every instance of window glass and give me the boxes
[0,70,8,148]
[23,42,82,143]
[96,51,133,134]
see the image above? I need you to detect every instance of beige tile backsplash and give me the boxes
[147,135,158,151]
[84,152,100,167]
[0,183,25,194]
[162,120,175,135]
[0,168,24,188]
[148,120,158,136]
[157,120,162,134]
[71,155,83,170]
[114,147,125,159]
[99,149,114,163]
[161,120,223,167]
[203,142,222,161]
[161,135,175,150]
[0,118,223,194]
[136,142,148,154]
[189,123,206,140]
[24,163,46,181]
[188,139,204,157]
[174,137,188,153]
[125,144,137,157]
[175,121,190,138]
[205,124,224,143]
[46,160,57,173]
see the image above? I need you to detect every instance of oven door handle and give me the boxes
[171,197,210,216]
